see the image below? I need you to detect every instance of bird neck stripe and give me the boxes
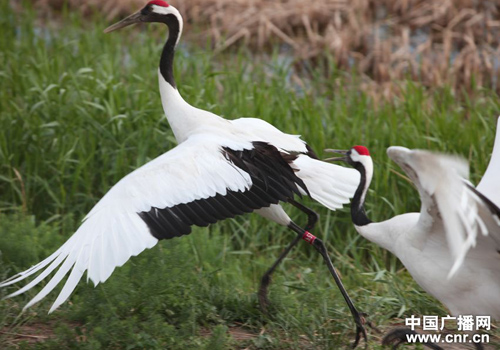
[351,163,371,226]
[159,15,180,89]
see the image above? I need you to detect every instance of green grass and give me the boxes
[1,2,499,349]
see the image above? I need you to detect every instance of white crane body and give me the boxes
[360,213,500,317]
[329,118,500,322]
[0,1,360,318]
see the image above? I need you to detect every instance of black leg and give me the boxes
[258,234,302,312]
[286,199,367,349]
[382,328,444,350]
[258,201,319,312]
[287,221,367,348]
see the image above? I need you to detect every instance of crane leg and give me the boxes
[286,219,369,348]
[261,199,369,348]
[258,200,318,313]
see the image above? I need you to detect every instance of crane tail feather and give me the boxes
[293,155,360,209]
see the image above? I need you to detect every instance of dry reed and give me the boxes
[28,0,500,97]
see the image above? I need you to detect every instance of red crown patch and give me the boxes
[148,0,169,7]
[353,145,370,156]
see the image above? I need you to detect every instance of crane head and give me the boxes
[324,145,371,167]
[104,0,180,33]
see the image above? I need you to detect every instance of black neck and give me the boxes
[351,163,371,226]
[159,15,180,89]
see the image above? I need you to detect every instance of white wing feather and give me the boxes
[477,117,500,207]
[226,118,360,211]
[231,117,360,208]
[387,146,493,277]
[293,155,360,210]
[230,118,308,154]
[0,134,254,312]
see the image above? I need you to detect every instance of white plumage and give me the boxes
[386,146,498,280]
[329,118,500,320]
[477,117,500,208]
[0,1,360,314]
[293,154,357,209]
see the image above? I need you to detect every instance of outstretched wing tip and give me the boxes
[395,147,500,277]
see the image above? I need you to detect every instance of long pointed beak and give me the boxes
[104,11,144,33]
[324,149,349,162]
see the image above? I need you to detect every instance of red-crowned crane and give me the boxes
[326,117,500,350]
[0,1,368,346]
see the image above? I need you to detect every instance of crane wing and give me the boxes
[387,146,500,277]
[230,117,360,210]
[0,135,307,312]
[477,117,500,207]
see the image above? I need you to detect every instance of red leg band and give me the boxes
[302,231,316,244]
